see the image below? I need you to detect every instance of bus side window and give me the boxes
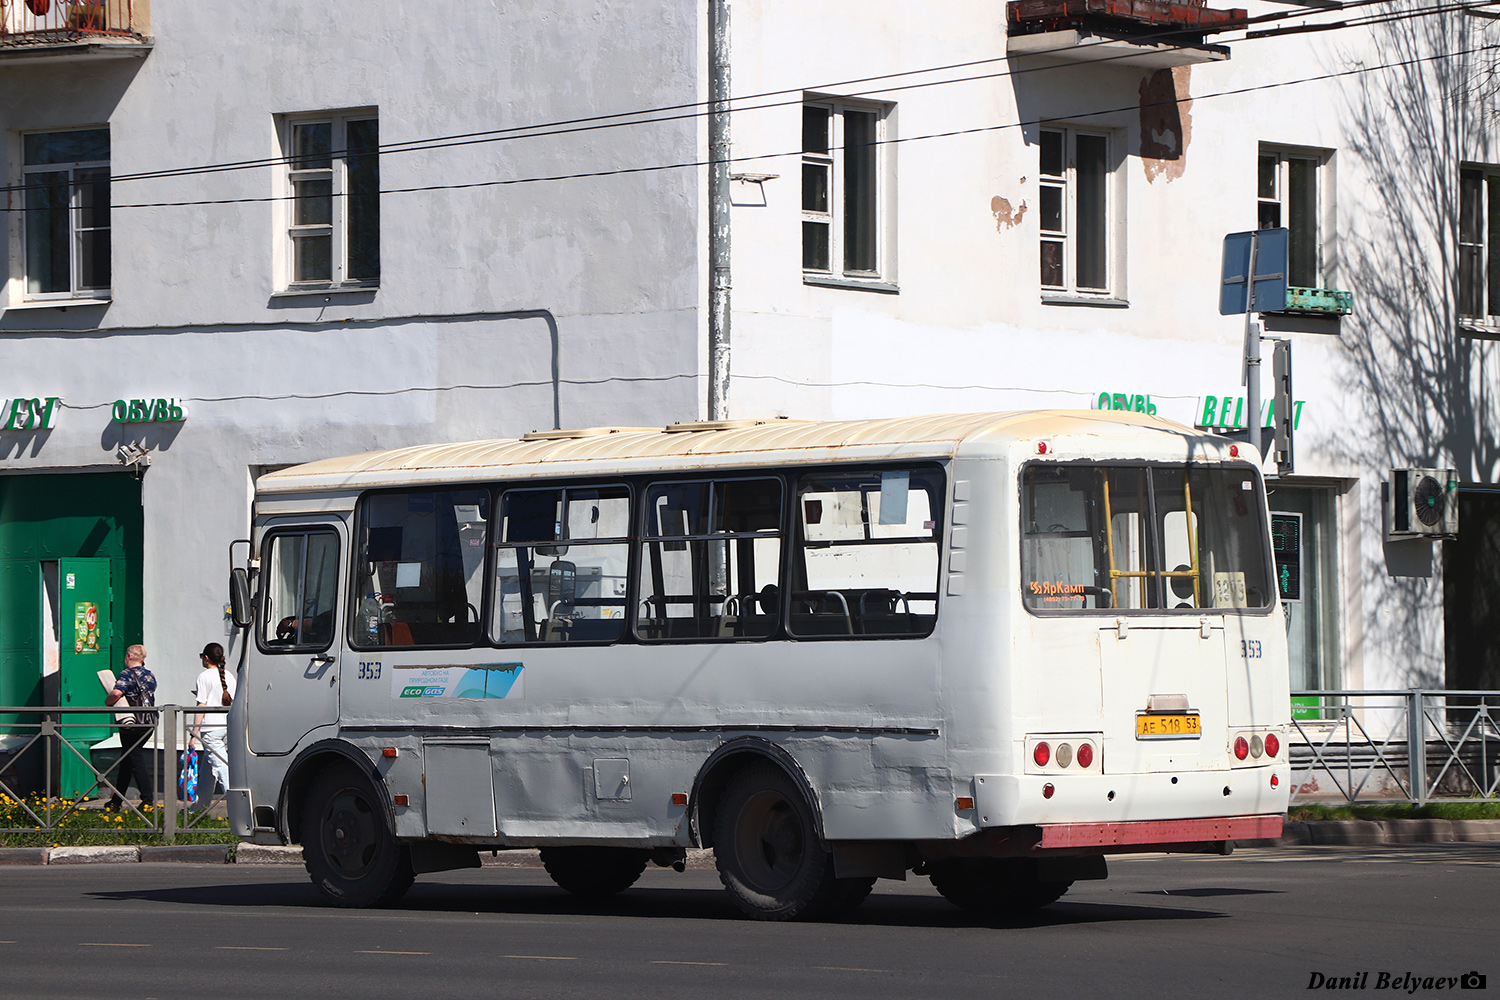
[492,485,630,644]
[789,467,941,638]
[261,531,339,650]
[635,478,782,641]
[351,489,489,648]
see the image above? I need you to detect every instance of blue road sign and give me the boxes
[1221,228,1289,315]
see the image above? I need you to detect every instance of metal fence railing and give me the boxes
[1289,690,1500,806]
[0,0,144,45]
[0,704,228,840]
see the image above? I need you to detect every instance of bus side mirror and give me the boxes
[229,568,254,629]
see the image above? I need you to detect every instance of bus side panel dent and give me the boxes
[226,788,254,838]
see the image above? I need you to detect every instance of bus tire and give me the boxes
[301,763,414,908]
[540,847,650,896]
[713,762,842,921]
[928,858,1071,913]
[827,875,878,917]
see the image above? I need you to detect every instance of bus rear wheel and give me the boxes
[928,858,1071,913]
[713,762,845,921]
[540,847,650,896]
[301,763,414,908]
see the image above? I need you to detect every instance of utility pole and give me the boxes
[707,0,731,420]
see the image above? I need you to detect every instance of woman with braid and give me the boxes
[188,642,236,801]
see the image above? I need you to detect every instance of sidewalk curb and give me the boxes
[233,844,301,865]
[48,846,141,864]
[139,844,234,864]
[1241,818,1500,848]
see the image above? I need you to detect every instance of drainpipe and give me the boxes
[707,0,731,420]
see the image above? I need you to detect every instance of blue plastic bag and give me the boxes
[177,748,199,801]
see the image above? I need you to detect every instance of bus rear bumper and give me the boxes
[1038,814,1284,850]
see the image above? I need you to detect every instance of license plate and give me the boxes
[1136,712,1201,738]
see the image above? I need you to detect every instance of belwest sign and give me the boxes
[3,397,62,431]
[1093,390,1306,432]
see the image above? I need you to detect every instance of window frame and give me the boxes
[275,110,380,292]
[20,127,111,301]
[801,97,894,287]
[633,475,787,644]
[1019,460,1276,619]
[345,486,492,651]
[1038,125,1119,300]
[1257,145,1332,290]
[787,463,945,641]
[1459,163,1500,324]
[256,528,342,654]
[490,482,635,647]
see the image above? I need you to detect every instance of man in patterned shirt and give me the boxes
[105,644,158,811]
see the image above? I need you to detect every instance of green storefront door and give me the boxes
[57,558,114,798]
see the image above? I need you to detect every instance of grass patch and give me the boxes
[1289,802,1500,822]
[1,793,234,848]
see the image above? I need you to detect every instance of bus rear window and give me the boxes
[1021,463,1273,613]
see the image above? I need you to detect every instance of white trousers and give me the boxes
[198,727,229,798]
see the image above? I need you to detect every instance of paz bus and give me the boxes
[226,410,1289,919]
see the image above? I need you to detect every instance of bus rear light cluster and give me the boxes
[1026,735,1101,774]
[1231,730,1284,763]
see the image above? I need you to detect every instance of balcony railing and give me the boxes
[1008,0,1247,37]
[0,0,148,51]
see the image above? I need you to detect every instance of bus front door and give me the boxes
[247,523,345,755]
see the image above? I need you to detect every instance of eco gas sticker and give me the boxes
[391,663,523,700]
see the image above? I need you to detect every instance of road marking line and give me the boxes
[80,943,150,948]
[814,967,892,973]
[215,946,287,951]
[652,961,727,967]
[355,950,430,955]
[500,955,577,961]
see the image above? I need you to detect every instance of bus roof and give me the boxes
[257,410,1235,494]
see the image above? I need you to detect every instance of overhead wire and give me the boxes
[0,0,1458,203]
[21,32,1496,214]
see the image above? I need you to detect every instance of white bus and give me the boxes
[226,411,1289,918]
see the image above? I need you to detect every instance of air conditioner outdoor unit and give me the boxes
[1386,468,1459,539]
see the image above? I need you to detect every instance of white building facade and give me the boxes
[2,0,1497,759]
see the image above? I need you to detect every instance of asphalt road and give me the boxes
[1,845,1496,1000]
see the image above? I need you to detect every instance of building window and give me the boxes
[22,128,110,298]
[1459,166,1500,320]
[279,112,379,288]
[1039,127,1113,295]
[1257,147,1326,288]
[802,100,888,281]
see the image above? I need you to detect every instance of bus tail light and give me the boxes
[1077,742,1094,768]
[1033,742,1051,767]
[1265,732,1281,758]
[1042,783,1055,799]
[1056,743,1074,768]
[1250,735,1264,758]
[1234,736,1249,760]
[1271,774,1280,788]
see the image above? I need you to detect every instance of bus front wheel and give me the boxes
[713,762,844,921]
[301,763,414,907]
[928,858,1071,913]
[540,847,650,896]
